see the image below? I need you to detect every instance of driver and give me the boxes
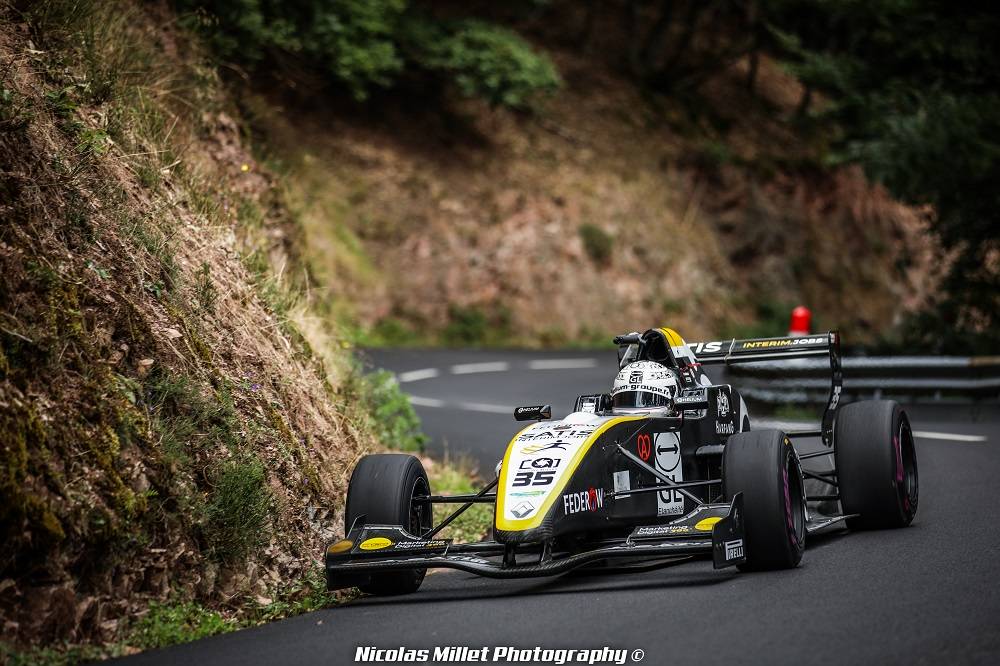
[611,360,680,413]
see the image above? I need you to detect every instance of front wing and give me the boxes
[326,494,745,590]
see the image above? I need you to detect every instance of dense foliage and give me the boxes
[764,0,1000,352]
[181,0,996,350]
[179,0,560,107]
[562,0,999,351]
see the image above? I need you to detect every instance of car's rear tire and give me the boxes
[344,454,432,595]
[723,430,805,570]
[835,400,918,529]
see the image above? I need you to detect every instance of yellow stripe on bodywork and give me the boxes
[495,416,644,532]
[659,327,687,348]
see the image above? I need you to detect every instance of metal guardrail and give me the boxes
[730,356,1000,404]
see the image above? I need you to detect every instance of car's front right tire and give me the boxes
[345,453,432,595]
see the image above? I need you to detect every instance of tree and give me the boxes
[766,0,1000,351]
[179,0,560,108]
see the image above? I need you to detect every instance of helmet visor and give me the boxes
[612,390,672,409]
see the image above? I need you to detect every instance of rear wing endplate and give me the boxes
[688,332,843,446]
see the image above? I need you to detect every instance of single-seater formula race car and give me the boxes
[326,328,918,594]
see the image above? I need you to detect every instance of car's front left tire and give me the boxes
[834,400,918,529]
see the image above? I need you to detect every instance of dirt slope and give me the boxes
[0,4,373,651]
[253,47,944,346]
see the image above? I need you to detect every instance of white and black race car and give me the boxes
[326,328,918,594]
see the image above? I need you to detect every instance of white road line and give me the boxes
[528,358,599,370]
[751,420,986,443]
[404,396,512,413]
[450,362,509,375]
[754,419,815,431]
[455,401,515,414]
[407,396,445,408]
[396,368,440,383]
[913,431,986,442]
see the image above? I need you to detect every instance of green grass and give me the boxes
[205,456,273,562]
[194,262,217,313]
[0,85,33,130]
[355,369,427,452]
[578,223,613,265]
[0,641,124,666]
[245,566,352,624]
[770,403,821,422]
[0,569,354,662]
[440,304,513,347]
[721,298,798,340]
[367,316,431,347]
[428,456,493,544]
[145,372,239,466]
[130,601,236,650]
[123,212,179,294]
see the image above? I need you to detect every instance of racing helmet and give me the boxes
[611,361,680,410]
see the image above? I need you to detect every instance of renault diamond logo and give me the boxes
[512,501,534,518]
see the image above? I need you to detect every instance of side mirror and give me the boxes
[573,393,613,414]
[514,404,552,421]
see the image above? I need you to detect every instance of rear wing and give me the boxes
[687,332,838,364]
[688,332,843,446]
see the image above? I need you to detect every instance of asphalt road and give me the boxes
[126,349,1000,666]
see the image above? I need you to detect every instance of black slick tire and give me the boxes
[834,400,918,529]
[723,429,806,570]
[344,454,432,595]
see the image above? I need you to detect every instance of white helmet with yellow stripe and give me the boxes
[611,360,680,411]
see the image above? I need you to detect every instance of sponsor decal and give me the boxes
[610,382,674,397]
[717,391,730,418]
[828,383,842,411]
[636,433,652,461]
[690,336,827,354]
[563,487,605,515]
[519,440,570,454]
[511,469,557,487]
[725,538,744,561]
[517,425,594,442]
[516,405,544,414]
[628,370,643,383]
[613,470,631,498]
[634,524,694,537]
[688,340,724,355]
[715,421,735,435]
[392,539,448,551]
[739,336,826,349]
[517,425,596,442]
[519,457,560,469]
[516,424,597,455]
[517,422,600,452]
[511,501,535,519]
[359,537,393,551]
[654,432,685,516]
[675,388,707,404]
[508,490,546,497]
[695,516,722,531]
